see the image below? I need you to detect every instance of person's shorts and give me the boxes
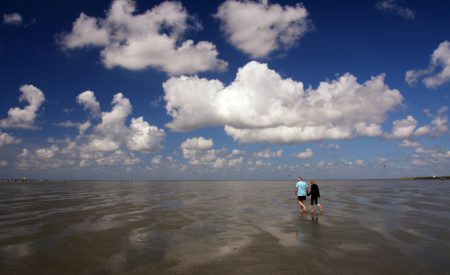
[298,196,306,201]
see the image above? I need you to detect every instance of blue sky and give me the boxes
[0,0,449,180]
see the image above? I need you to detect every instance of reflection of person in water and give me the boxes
[311,213,321,224]
[308,180,323,213]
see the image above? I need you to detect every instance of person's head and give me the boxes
[310,179,315,185]
[297,176,302,181]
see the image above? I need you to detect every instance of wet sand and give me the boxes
[1,180,449,274]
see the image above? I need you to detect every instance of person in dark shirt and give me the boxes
[308,180,323,213]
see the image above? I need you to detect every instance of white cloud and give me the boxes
[3,13,23,25]
[231,149,242,155]
[17,148,29,158]
[180,137,214,163]
[295,148,313,159]
[13,93,165,171]
[246,159,274,171]
[376,157,389,164]
[410,146,450,167]
[0,85,45,129]
[227,148,244,158]
[36,145,59,159]
[355,159,365,166]
[354,122,383,137]
[95,150,140,166]
[415,147,437,154]
[386,115,417,139]
[316,160,335,168]
[151,155,162,165]
[84,93,131,152]
[0,160,8,167]
[342,159,353,167]
[16,147,71,170]
[61,0,227,75]
[212,158,226,169]
[77,90,100,117]
[16,135,146,171]
[127,117,165,151]
[423,109,433,118]
[405,68,430,86]
[60,139,78,157]
[228,157,243,167]
[375,0,416,20]
[78,121,92,137]
[413,126,429,136]
[164,61,403,144]
[406,41,450,88]
[54,121,80,128]
[253,148,283,158]
[54,120,92,137]
[399,139,420,148]
[181,137,214,151]
[0,130,21,147]
[414,106,448,137]
[62,13,109,48]
[179,137,243,169]
[64,91,165,154]
[189,149,218,166]
[215,0,309,58]
[85,138,121,152]
[255,160,269,167]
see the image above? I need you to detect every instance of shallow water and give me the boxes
[0,180,449,274]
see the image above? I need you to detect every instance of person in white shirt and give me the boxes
[294,176,308,213]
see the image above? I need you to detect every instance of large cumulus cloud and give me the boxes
[163,61,403,144]
[0,85,45,129]
[60,0,227,75]
[215,0,309,58]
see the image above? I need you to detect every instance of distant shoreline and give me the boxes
[1,177,449,183]
[399,176,450,180]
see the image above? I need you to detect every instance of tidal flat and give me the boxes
[1,180,449,274]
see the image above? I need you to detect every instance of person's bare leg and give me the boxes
[318,203,323,212]
[298,201,306,212]
[310,204,315,213]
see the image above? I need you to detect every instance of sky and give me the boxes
[0,0,449,180]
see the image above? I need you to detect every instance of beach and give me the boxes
[1,180,449,274]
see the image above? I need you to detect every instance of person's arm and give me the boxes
[294,187,298,196]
